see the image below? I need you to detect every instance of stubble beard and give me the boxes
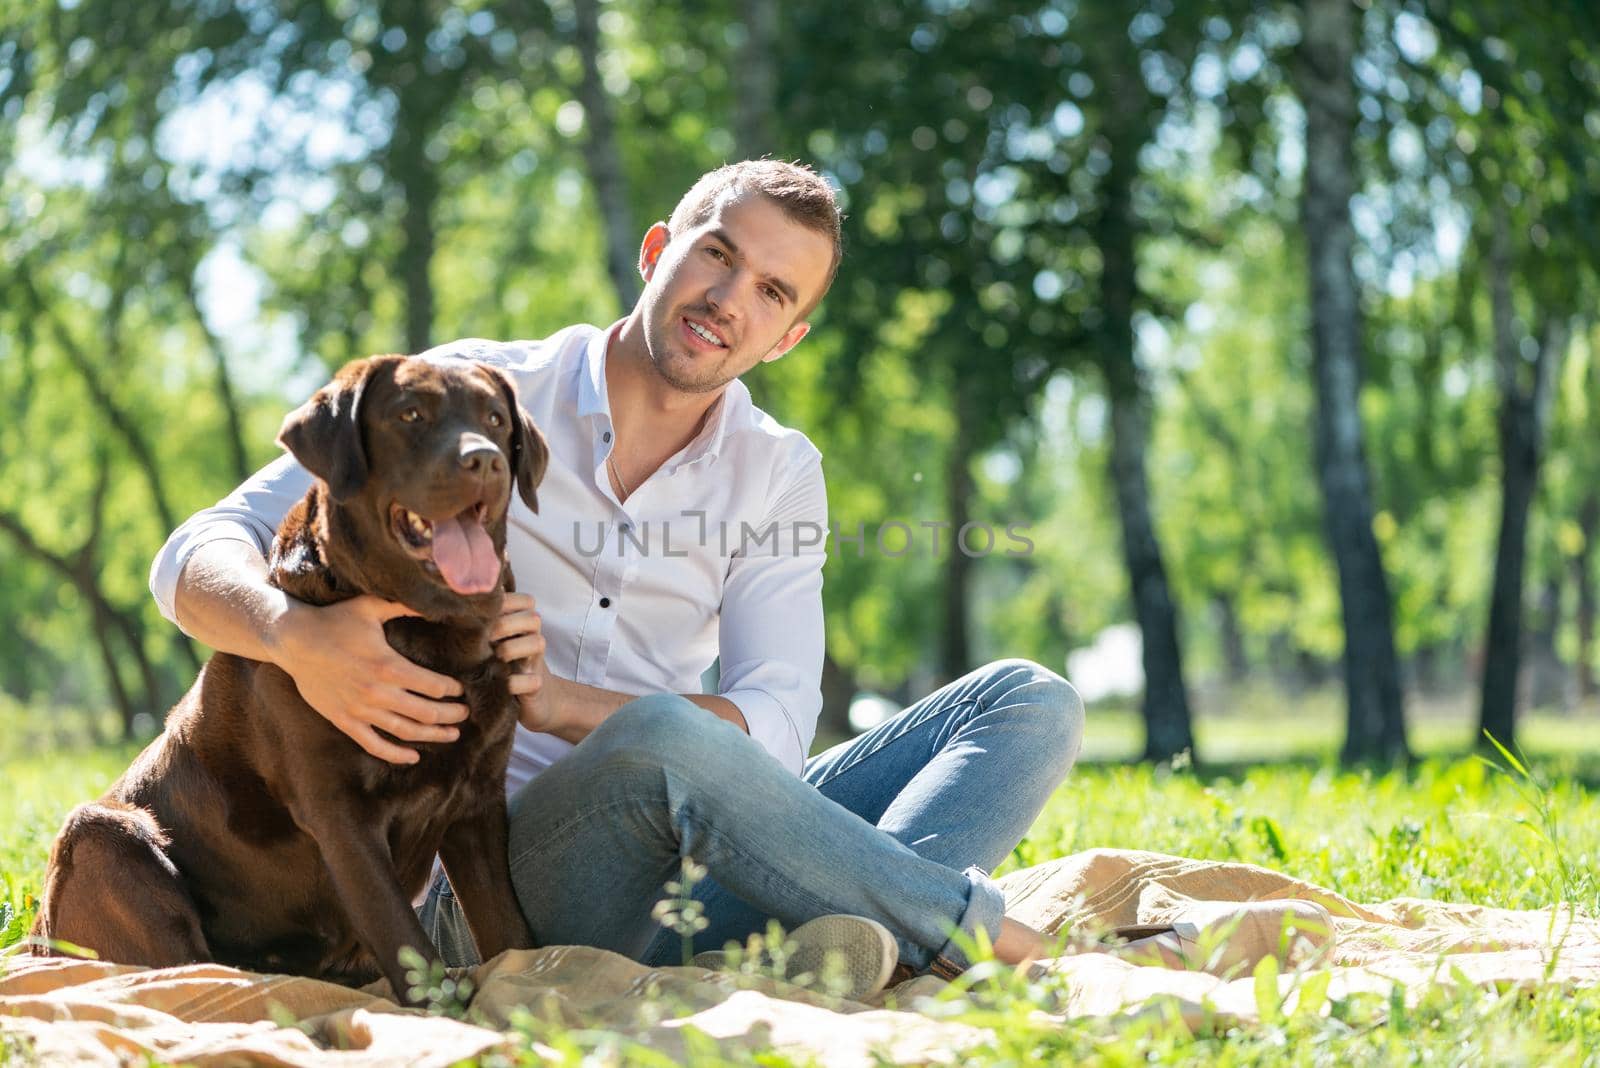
[645,311,741,395]
[644,345,730,394]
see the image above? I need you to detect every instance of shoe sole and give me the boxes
[785,914,899,1001]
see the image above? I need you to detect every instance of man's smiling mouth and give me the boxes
[683,317,728,348]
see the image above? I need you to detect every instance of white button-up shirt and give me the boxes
[149,323,829,791]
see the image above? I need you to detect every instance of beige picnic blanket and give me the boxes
[4,848,1598,1065]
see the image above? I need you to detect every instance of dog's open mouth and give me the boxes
[389,501,500,596]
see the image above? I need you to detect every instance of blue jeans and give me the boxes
[419,658,1082,974]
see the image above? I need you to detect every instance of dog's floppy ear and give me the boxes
[277,357,395,501]
[483,365,549,512]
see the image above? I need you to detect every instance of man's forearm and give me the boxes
[171,540,297,663]
[538,676,748,744]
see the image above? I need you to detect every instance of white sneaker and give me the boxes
[692,914,899,1001]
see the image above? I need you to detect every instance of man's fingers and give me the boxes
[495,635,546,662]
[364,703,461,744]
[501,592,536,612]
[387,690,468,730]
[358,596,422,623]
[363,596,420,622]
[507,671,543,694]
[360,597,416,620]
[489,610,541,643]
[385,660,465,699]
[345,720,419,765]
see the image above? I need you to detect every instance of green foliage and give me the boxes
[649,857,709,967]
[1,0,1599,750]
[399,945,476,1020]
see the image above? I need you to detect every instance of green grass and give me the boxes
[0,743,138,950]
[4,692,1600,1064]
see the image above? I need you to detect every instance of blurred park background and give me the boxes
[1,0,1598,767]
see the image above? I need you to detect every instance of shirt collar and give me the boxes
[574,323,616,420]
[676,386,738,470]
[577,321,747,468]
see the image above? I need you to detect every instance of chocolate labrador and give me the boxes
[31,353,547,1005]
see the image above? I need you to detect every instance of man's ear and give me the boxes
[638,222,671,282]
[276,356,395,501]
[761,321,811,364]
[483,366,549,512]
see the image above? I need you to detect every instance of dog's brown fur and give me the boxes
[32,354,548,1004]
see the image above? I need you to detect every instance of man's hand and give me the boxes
[491,592,557,733]
[487,593,746,743]
[266,594,468,764]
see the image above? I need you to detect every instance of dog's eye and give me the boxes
[399,407,422,423]
[487,411,505,429]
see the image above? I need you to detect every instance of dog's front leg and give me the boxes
[438,800,534,962]
[303,812,440,1006]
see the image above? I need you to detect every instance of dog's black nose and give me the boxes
[459,435,505,475]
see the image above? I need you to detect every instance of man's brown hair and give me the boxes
[667,160,844,317]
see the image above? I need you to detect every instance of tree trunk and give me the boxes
[1480,477,1537,744]
[1094,56,1193,763]
[1575,492,1598,699]
[395,142,438,355]
[1109,394,1195,761]
[19,277,202,673]
[940,390,975,681]
[1526,577,1568,711]
[0,510,164,729]
[384,1,444,356]
[1214,594,1249,683]
[184,271,251,482]
[85,581,140,738]
[1477,204,1569,747]
[24,279,178,535]
[734,0,779,158]
[1293,0,1408,763]
[573,0,640,311]
[818,652,858,741]
[1412,644,1441,697]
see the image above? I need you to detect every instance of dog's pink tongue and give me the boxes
[430,513,500,595]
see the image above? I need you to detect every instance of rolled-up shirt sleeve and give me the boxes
[715,453,828,776]
[149,454,313,633]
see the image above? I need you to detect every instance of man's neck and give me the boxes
[605,316,723,457]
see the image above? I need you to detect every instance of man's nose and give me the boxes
[706,279,739,320]
[458,434,505,476]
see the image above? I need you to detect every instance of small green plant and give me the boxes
[398,946,474,1020]
[0,1027,38,1066]
[649,857,709,966]
[1479,732,1594,913]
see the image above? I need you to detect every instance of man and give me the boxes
[151,160,1099,991]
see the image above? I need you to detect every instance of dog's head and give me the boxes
[276,353,548,619]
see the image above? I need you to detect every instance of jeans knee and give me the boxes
[1049,671,1086,767]
[591,693,743,773]
[989,657,1085,769]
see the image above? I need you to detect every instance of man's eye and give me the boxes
[762,286,781,303]
[487,411,505,428]
[707,246,727,262]
[399,407,422,423]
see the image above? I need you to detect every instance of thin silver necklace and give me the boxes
[607,452,630,499]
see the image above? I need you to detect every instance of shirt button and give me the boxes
[602,431,612,443]
[599,597,612,608]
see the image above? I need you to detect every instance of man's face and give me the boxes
[637,191,833,395]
